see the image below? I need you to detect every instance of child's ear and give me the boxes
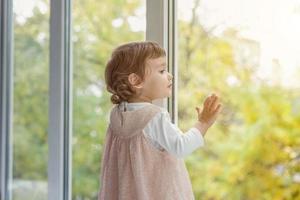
[128,73,143,89]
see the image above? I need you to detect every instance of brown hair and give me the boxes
[105,41,166,104]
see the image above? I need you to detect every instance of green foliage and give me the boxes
[13,3,49,180]
[178,10,300,200]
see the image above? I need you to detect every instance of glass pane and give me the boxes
[177,0,300,199]
[12,0,49,199]
[71,0,145,199]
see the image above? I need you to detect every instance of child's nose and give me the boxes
[168,73,173,80]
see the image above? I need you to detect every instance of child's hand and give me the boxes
[194,93,222,136]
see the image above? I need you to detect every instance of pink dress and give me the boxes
[98,103,195,200]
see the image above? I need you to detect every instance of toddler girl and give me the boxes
[98,41,222,200]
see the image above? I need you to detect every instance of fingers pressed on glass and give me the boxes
[206,96,214,108]
[214,104,222,113]
[209,97,218,111]
[204,97,210,107]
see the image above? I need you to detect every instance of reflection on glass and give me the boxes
[72,0,145,199]
[178,0,300,199]
[12,0,49,200]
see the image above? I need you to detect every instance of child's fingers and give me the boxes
[208,95,219,111]
[212,98,220,111]
[205,95,214,108]
[204,96,211,107]
[213,104,222,114]
[203,93,220,114]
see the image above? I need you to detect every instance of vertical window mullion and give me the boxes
[48,0,72,200]
[146,0,168,109]
[167,0,178,125]
[0,0,13,199]
[146,0,177,124]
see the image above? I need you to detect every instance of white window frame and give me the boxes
[48,0,73,199]
[0,0,13,199]
[146,0,178,124]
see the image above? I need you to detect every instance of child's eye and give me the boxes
[160,70,166,73]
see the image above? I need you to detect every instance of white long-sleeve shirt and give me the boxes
[116,101,205,158]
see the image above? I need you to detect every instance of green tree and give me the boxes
[177,1,300,199]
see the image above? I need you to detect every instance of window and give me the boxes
[71,0,146,199]
[177,0,300,199]
[12,0,49,199]
[6,1,299,200]
[2,1,163,200]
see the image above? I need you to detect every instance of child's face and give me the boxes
[131,56,173,102]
